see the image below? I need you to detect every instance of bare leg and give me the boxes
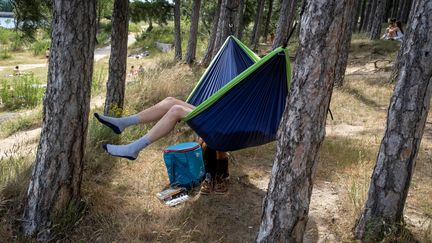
[146,104,194,142]
[94,97,193,134]
[136,97,195,123]
[102,104,194,160]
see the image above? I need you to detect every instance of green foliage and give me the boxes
[0,0,13,12]
[128,22,141,33]
[96,31,109,46]
[92,67,107,95]
[31,39,50,56]
[129,0,172,31]
[12,0,52,40]
[0,74,45,110]
[133,25,174,52]
[96,0,113,25]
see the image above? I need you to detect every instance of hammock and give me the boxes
[187,36,260,106]
[184,37,291,151]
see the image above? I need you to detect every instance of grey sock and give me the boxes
[103,135,151,160]
[94,113,140,134]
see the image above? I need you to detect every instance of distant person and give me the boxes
[45,48,50,63]
[13,66,21,76]
[129,65,138,76]
[138,65,145,74]
[382,18,404,42]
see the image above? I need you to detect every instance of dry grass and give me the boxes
[0,36,431,242]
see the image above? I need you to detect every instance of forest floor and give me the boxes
[0,36,431,242]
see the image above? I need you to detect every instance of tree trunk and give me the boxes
[367,0,378,33]
[391,0,399,18]
[200,0,222,67]
[256,0,355,241]
[249,0,266,50]
[174,0,182,61]
[21,0,96,239]
[335,0,357,86]
[400,0,412,23]
[185,0,202,64]
[211,0,229,57]
[104,0,129,115]
[361,0,373,32]
[271,0,296,49]
[359,0,369,32]
[355,1,432,240]
[262,0,274,42]
[383,0,392,22]
[234,0,246,39]
[224,0,240,37]
[369,0,386,39]
[353,0,363,32]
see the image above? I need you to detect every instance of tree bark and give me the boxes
[359,0,368,32]
[249,0,266,50]
[21,0,96,239]
[104,0,129,115]
[211,0,229,58]
[185,0,202,64]
[271,0,297,49]
[234,0,246,39]
[174,0,182,61]
[262,0,274,42]
[400,0,412,23]
[367,0,378,33]
[224,0,240,37]
[391,0,399,18]
[369,0,386,39]
[335,0,357,86]
[361,0,373,32]
[256,0,355,242]
[355,1,432,240]
[200,0,222,67]
[353,0,363,32]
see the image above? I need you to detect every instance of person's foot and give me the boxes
[200,173,213,195]
[102,144,138,160]
[94,113,123,134]
[214,176,228,194]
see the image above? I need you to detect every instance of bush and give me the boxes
[96,31,110,46]
[0,74,45,110]
[128,22,141,33]
[31,39,51,56]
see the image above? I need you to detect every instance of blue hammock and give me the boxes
[187,36,259,106]
[183,40,291,151]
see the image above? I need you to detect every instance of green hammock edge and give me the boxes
[185,36,260,103]
[184,47,291,122]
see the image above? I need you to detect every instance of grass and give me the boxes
[0,31,431,242]
[0,74,45,110]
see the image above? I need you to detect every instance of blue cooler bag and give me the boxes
[163,142,205,188]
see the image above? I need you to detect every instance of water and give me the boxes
[0,17,15,29]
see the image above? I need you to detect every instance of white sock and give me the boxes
[103,135,151,160]
[94,113,140,134]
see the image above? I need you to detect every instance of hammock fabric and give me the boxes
[187,36,259,106]
[184,41,291,151]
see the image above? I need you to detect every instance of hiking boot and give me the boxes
[200,173,213,195]
[214,176,228,194]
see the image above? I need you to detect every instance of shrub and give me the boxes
[0,74,45,110]
[31,39,51,56]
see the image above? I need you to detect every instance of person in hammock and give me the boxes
[94,97,195,160]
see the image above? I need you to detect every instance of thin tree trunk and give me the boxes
[335,0,357,86]
[391,0,399,18]
[383,0,392,21]
[262,0,274,42]
[353,0,363,32]
[359,0,368,32]
[367,0,378,33]
[361,0,373,32]
[224,0,240,37]
[369,0,386,39]
[200,0,222,66]
[185,0,202,64]
[234,0,246,39]
[249,0,266,50]
[256,0,355,241]
[211,0,229,58]
[400,0,412,23]
[21,0,96,239]
[355,1,432,240]
[272,0,296,49]
[174,0,182,61]
[104,0,129,115]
